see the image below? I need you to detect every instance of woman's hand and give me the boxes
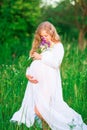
[26,75,38,84]
[32,52,42,60]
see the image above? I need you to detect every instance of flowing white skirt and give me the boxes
[10,60,87,130]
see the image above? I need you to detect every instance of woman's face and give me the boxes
[40,30,51,42]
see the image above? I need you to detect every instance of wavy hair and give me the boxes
[30,21,60,56]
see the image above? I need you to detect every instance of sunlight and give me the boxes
[41,0,61,7]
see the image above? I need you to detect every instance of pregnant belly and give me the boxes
[29,60,44,81]
[29,60,61,99]
[29,60,58,82]
[30,60,43,71]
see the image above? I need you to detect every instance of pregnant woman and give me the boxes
[10,21,87,130]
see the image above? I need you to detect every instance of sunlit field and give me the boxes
[0,42,87,130]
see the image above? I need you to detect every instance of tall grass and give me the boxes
[0,42,87,130]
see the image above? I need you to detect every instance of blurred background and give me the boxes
[0,0,87,130]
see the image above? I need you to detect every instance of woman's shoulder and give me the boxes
[54,42,64,54]
[54,42,64,49]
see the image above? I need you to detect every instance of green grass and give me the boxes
[0,42,87,130]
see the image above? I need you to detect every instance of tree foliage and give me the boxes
[41,0,87,49]
[0,0,41,64]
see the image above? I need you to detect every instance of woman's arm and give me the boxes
[31,43,64,69]
[41,43,64,69]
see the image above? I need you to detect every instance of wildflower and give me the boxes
[28,37,50,65]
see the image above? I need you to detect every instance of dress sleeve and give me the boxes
[41,43,64,69]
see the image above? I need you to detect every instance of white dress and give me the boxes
[10,43,87,130]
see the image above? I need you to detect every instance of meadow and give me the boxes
[0,41,87,130]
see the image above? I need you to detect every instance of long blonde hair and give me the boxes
[30,21,60,56]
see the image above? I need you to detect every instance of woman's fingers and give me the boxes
[30,79,38,84]
[30,76,38,84]
[32,52,41,60]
